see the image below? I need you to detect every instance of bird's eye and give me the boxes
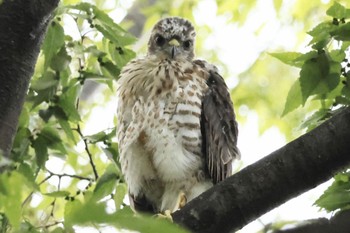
[183,40,192,50]
[155,36,165,46]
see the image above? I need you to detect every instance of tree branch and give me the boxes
[172,107,350,233]
[275,209,350,233]
[0,0,59,158]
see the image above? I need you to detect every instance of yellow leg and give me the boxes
[176,191,187,210]
[156,191,187,222]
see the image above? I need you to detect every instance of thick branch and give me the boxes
[275,209,350,233]
[0,0,59,158]
[172,107,350,233]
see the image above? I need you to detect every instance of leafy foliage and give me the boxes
[0,2,185,232]
[315,172,350,212]
[272,2,350,214]
[272,2,350,131]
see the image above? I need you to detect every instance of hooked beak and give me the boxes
[168,38,180,59]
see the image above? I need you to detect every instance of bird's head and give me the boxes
[148,17,196,61]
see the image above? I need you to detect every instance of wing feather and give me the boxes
[201,70,240,184]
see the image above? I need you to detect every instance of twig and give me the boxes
[46,169,93,181]
[76,124,99,180]
[36,221,63,229]
[22,174,55,207]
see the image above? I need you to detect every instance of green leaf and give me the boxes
[282,79,303,116]
[51,46,71,72]
[269,52,304,68]
[84,131,108,143]
[35,126,66,156]
[17,163,39,190]
[58,85,81,123]
[18,221,40,233]
[85,45,107,57]
[315,172,350,211]
[29,71,59,108]
[57,118,76,143]
[341,83,350,100]
[332,22,350,41]
[64,199,117,227]
[299,109,330,131]
[336,173,349,183]
[293,51,318,62]
[41,126,62,145]
[32,135,48,168]
[92,167,118,201]
[39,107,54,122]
[0,171,28,229]
[17,106,30,128]
[64,200,189,233]
[299,53,340,104]
[43,191,70,197]
[326,2,348,19]
[31,71,58,91]
[66,3,136,47]
[307,22,334,48]
[335,96,350,105]
[108,42,136,69]
[108,209,190,233]
[311,38,332,50]
[101,61,120,79]
[85,128,116,143]
[102,142,119,164]
[42,21,65,70]
[114,183,127,210]
[11,127,31,161]
[81,71,108,81]
[329,49,346,62]
[316,192,350,211]
[299,58,323,104]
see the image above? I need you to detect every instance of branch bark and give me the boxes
[275,209,350,233]
[172,107,350,233]
[0,0,59,158]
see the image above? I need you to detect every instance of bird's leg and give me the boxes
[156,191,187,222]
[156,210,173,222]
[174,191,187,210]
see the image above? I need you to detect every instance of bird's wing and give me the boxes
[200,68,240,184]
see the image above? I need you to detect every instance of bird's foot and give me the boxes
[155,192,187,221]
[155,210,173,222]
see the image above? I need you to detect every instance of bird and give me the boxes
[116,17,240,215]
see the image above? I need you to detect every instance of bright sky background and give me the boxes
[44,0,335,232]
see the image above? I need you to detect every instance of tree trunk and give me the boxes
[0,0,59,159]
[172,107,350,233]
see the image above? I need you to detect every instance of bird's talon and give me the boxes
[155,210,173,222]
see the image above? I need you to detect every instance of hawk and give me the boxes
[116,17,240,214]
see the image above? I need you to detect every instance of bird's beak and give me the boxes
[168,38,180,59]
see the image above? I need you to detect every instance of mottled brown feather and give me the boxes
[201,70,240,184]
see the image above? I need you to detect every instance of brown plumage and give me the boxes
[201,69,240,184]
[116,17,240,214]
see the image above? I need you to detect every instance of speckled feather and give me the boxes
[116,17,239,213]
